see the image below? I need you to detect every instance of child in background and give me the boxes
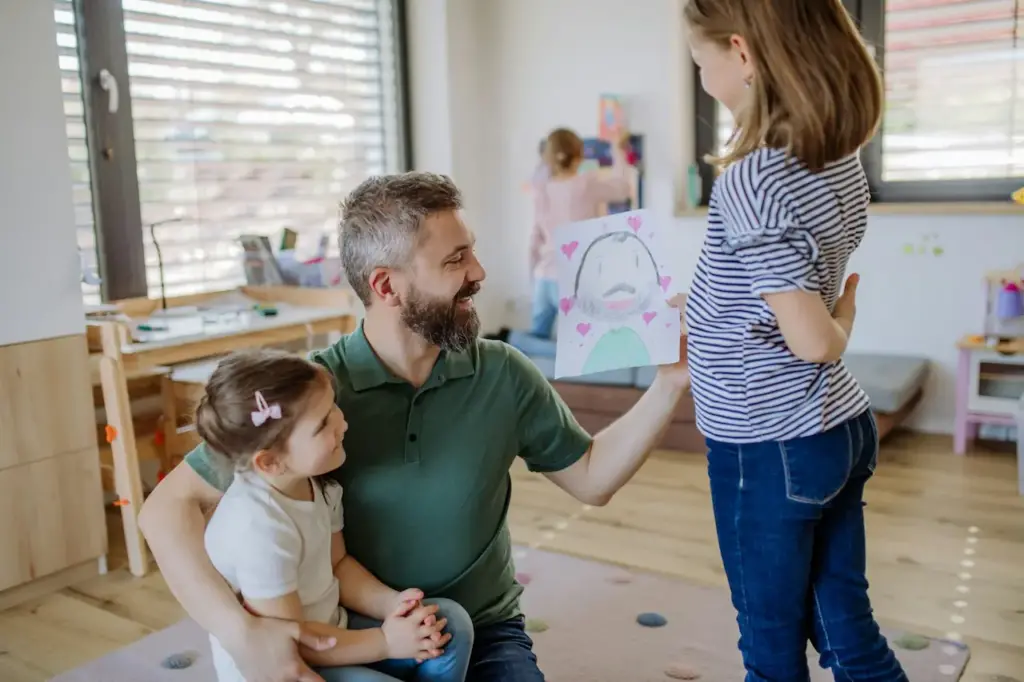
[525,127,636,340]
[683,0,907,680]
[198,350,473,682]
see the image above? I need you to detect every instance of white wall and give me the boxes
[408,0,1019,435]
[0,0,85,346]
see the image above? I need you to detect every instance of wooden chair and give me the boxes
[159,358,222,475]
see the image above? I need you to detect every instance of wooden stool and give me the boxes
[160,358,223,475]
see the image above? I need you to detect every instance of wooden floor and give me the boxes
[1,432,1022,681]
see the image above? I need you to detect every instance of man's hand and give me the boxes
[832,273,859,336]
[656,293,690,390]
[222,616,336,682]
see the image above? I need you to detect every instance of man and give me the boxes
[139,172,689,682]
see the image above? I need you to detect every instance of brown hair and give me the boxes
[684,0,882,171]
[339,172,463,306]
[195,349,331,469]
[543,128,584,174]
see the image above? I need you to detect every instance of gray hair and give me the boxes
[339,172,463,305]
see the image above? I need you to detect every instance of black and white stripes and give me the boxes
[685,148,871,443]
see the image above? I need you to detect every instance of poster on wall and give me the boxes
[598,94,627,142]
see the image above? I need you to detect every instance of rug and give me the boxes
[50,548,970,681]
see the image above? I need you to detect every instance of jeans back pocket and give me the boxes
[779,421,854,505]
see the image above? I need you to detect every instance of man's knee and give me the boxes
[426,598,474,647]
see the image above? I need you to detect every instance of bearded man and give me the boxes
[139,172,689,682]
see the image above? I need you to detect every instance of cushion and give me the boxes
[842,352,929,414]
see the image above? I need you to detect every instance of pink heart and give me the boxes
[643,311,657,325]
[559,297,574,315]
[665,322,672,328]
[576,322,591,337]
[659,275,672,292]
[561,241,579,259]
[627,215,642,233]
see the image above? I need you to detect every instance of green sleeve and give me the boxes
[506,346,593,473]
[184,442,235,493]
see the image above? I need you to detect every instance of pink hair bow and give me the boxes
[251,391,281,427]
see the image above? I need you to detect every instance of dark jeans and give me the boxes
[706,409,908,682]
[467,615,544,682]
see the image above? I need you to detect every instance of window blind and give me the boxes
[53,1,101,304]
[127,0,398,296]
[882,0,1023,181]
[58,0,401,299]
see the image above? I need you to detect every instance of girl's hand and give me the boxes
[381,601,450,661]
[388,588,424,616]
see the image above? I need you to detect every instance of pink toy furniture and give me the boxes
[953,334,1024,455]
[954,267,1024,494]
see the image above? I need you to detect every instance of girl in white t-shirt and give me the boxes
[197,349,473,682]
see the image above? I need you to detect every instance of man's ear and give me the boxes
[368,268,403,308]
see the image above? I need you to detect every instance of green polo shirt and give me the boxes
[185,325,592,626]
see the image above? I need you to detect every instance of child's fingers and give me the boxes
[408,603,439,624]
[419,617,447,638]
[390,599,417,618]
[397,588,424,603]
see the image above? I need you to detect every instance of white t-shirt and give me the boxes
[205,471,346,682]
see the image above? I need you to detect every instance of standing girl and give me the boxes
[523,127,636,341]
[198,349,474,682]
[683,1,907,680]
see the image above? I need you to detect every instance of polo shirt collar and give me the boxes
[347,321,475,392]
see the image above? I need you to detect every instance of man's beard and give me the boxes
[401,282,481,352]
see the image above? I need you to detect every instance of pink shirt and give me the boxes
[529,166,634,279]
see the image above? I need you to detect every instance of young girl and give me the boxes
[198,350,474,682]
[523,127,636,340]
[683,1,907,680]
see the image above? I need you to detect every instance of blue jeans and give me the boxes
[316,598,474,682]
[706,410,908,682]
[466,615,544,681]
[528,278,559,339]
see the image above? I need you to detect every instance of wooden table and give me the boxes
[89,286,358,576]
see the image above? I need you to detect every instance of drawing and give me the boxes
[554,209,680,378]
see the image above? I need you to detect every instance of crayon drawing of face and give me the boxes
[574,231,660,323]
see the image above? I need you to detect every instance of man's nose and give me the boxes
[467,253,486,283]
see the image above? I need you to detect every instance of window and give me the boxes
[62,0,409,302]
[692,0,1024,205]
[53,1,101,304]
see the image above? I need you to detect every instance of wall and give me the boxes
[407,0,1019,435]
[0,0,85,346]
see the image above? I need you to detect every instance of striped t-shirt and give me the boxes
[684,147,871,443]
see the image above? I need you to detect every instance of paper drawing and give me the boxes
[554,209,680,378]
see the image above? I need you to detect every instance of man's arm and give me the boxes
[545,371,687,506]
[508,336,689,507]
[243,591,388,667]
[138,462,245,636]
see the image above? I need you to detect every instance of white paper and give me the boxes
[553,209,680,378]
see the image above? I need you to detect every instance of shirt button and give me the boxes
[408,434,417,442]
